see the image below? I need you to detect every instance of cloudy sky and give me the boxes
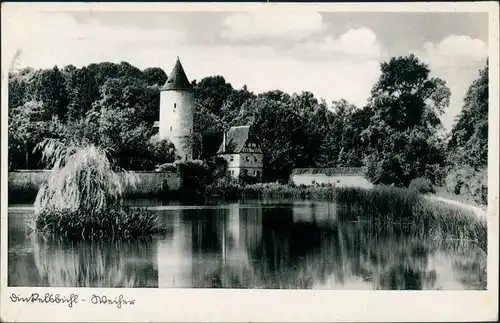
[5,9,488,130]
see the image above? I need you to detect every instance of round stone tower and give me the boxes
[159,57,194,160]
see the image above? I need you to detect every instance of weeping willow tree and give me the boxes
[31,138,162,239]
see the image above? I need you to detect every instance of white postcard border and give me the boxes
[1,2,498,322]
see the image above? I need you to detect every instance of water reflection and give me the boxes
[8,201,486,289]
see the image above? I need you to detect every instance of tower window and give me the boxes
[170,126,172,132]
[174,103,177,109]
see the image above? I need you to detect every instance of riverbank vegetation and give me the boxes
[8,55,488,219]
[29,138,164,240]
[171,168,486,251]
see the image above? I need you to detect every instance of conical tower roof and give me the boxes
[161,57,193,91]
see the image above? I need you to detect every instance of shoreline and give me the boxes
[9,194,487,215]
[425,194,487,219]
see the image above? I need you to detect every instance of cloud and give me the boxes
[221,11,326,41]
[5,11,384,111]
[140,45,380,108]
[4,11,184,71]
[417,35,488,130]
[6,12,379,108]
[423,35,487,70]
[296,27,383,58]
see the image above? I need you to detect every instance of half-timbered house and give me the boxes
[217,126,263,179]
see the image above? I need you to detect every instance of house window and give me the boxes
[256,171,260,177]
[230,170,234,175]
[230,156,234,162]
[253,170,257,175]
[246,156,250,162]
[254,157,258,162]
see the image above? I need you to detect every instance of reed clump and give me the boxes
[334,186,487,252]
[34,207,163,240]
[206,182,487,251]
[30,139,164,240]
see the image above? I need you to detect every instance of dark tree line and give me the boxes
[8,62,172,170]
[8,55,488,193]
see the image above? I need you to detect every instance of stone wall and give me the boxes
[8,170,181,196]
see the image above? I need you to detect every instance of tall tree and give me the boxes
[448,61,488,169]
[362,54,450,186]
[26,66,69,121]
[142,67,168,86]
[193,76,234,117]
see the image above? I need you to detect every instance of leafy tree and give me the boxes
[19,66,70,121]
[142,67,168,86]
[7,56,460,184]
[362,54,450,186]
[94,76,160,125]
[193,76,234,117]
[220,84,255,127]
[448,62,488,169]
[9,100,66,169]
[232,91,316,182]
[8,68,37,111]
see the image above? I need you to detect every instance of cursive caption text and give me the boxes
[10,293,135,309]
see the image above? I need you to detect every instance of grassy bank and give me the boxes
[11,177,486,251]
[206,183,487,251]
[434,186,487,209]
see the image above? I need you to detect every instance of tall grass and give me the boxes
[30,138,164,240]
[205,182,487,252]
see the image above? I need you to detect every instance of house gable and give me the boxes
[217,125,262,155]
[240,139,262,154]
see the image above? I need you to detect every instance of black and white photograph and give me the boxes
[1,2,498,322]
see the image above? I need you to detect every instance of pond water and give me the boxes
[8,199,487,289]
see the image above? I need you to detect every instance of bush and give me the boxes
[445,166,487,206]
[155,162,178,172]
[176,157,232,201]
[408,178,435,194]
[238,169,259,186]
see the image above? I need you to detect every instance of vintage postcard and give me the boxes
[1,2,498,322]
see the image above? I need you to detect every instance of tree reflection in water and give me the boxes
[10,201,486,289]
[31,235,160,287]
[179,202,486,290]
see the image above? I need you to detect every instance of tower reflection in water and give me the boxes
[10,202,484,289]
[156,204,263,288]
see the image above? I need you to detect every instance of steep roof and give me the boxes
[161,57,192,91]
[217,126,252,154]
